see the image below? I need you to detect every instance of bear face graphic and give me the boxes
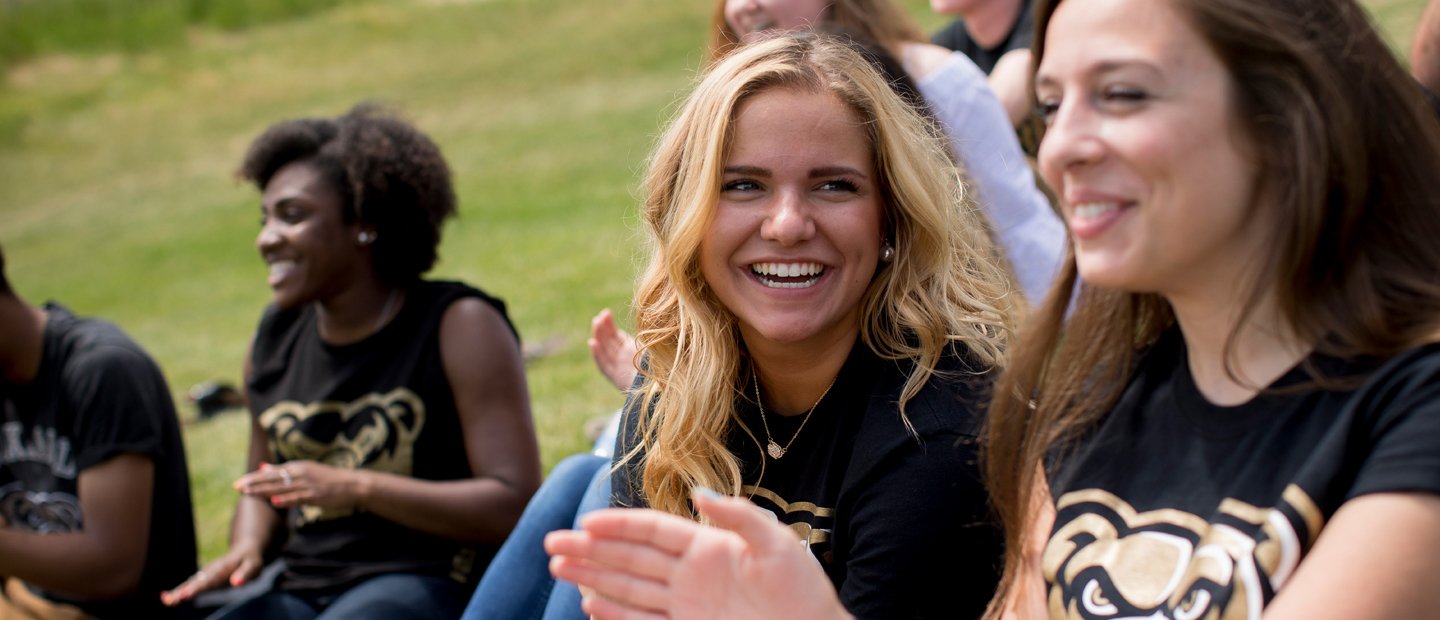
[260,388,425,524]
[1042,486,1321,620]
[0,482,82,533]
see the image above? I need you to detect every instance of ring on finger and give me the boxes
[278,467,293,488]
[195,570,208,582]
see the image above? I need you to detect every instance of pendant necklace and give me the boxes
[751,365,838,460]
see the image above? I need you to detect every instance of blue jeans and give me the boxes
[460,453,611,620]
[205,572,467,620]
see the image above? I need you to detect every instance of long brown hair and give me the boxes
[983,0,1440,613]
[705,0,926,65]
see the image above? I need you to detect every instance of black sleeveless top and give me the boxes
[247,280,516,595]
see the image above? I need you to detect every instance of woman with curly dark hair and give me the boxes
[161,104,541,619]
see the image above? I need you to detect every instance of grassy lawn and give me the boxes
[0,0,1426,564]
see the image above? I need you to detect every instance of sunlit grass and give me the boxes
[2,0,707,561]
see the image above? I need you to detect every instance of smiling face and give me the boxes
[256,161,371,309]
[699,86,883,355]
[723,0,831,43]
[1035,0,1270,300]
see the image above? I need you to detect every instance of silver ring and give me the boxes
[278,468,292,488]
[195,570,208,582]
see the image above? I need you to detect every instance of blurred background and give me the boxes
[0,0,1425,563]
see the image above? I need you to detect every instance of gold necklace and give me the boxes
[751,366,838,460]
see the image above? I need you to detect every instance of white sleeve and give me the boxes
[917,53,1067,304]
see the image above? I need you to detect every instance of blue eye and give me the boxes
[818,179,859,192]
[723,180,761,192]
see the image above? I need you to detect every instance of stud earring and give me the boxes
[357,231,375,244]
[880,242,895,263]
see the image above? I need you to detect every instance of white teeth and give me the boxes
[269,260,295,277]
[1072,202,1121,221]
[750,262,824,289]
[751,262,823,277]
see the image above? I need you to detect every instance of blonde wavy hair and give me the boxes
[623,32,1017,518]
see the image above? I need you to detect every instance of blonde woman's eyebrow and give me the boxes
[809,166,867,180]
[723,165,770,177]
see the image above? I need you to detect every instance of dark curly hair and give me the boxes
[239,103,457,285]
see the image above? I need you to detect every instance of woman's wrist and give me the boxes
[351,468,377,511]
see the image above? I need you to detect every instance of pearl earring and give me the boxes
[358,231,375,244]
[880,242,895,262]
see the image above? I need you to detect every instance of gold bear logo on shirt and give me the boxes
[1042,485,1323,620]
[259,388,426,524]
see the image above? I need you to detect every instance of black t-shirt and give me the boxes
[246,280,516,596]
[1046,328,1440,618]
[931,0,1034,75]
[0,303,197,619]
[614,344,1002,619]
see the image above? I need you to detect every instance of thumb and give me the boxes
[692,488,792,552]
[229,556,263,588]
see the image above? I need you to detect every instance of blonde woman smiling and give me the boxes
[549,0,1440,618]
[561,33,1019,619]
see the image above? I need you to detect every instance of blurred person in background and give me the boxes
[1411,0,1440,114]
[930,0,1036,126]
[0,242,197,619]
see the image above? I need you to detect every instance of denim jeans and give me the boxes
[460,453,611,620]
[204,572,467,620]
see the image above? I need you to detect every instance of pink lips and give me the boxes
[1068,205,1128,240]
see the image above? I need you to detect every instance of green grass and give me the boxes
[1,0,709,562]
[0,0,1425,564]
[0,0,361,71]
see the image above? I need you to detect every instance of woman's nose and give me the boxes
[760,190,815,246]
[256,223,280,251]
[1037,97,1106,186]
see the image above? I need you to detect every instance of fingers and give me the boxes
[235,462,297,497]
[229,554,263,588]
[581,589,669,620]
[588,309,619,359]
[545,528,683,583]
[589,309,642,391]
[591,308,616,340]
[268,488,309,508]
[693,488,796,553]
[549,555,671,615]
[161,557,235,606]
[571,508,709,557]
